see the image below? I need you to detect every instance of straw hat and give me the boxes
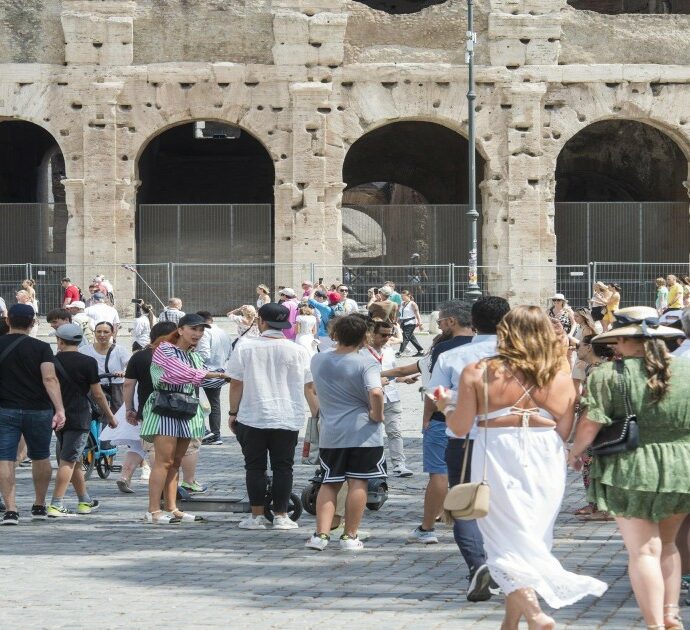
[551,293,566,301]
[592,306,685,344]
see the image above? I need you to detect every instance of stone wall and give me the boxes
[0,0,688,305]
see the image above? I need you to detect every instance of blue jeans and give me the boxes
[0,407,54,461]
[446,437,487,576]
[422,420,448,474]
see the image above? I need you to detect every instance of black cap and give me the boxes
[178,314,211,329]
[258,303,292,329]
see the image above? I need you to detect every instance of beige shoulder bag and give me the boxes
[442,363,490,522]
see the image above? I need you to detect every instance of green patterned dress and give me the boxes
[581,357,690,521]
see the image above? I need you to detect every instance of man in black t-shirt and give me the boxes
[47,324,115,517]
[0,304,66,525]
[408,301,474,546]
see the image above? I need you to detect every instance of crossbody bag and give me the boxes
[590,359,639,456]
[150,351,200,421]
[442,363,490,522]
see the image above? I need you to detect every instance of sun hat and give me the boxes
[54,323,83,343]
[258,303,292,329]
[67,301,85,309]
[551,293,566,301]
[280,287,296,298]
[592,306,685,344]
[378,286,392,297]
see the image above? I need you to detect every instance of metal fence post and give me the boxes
[449,263,455,300]
[170,263,176,298]
[587,262,592,297]
[167,262,172,299]
[592,261,598,287]
[27,263,32,282]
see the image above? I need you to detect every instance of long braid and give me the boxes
[643,339,671,402]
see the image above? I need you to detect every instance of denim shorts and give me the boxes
[422,420,449,474]
[0,407,54,461]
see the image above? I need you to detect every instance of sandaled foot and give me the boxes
[144,510,180,524]
[664,604,685,629]
[581,510,614,522]
[573,505,595,516]
[526,613,555,630]
[171,510,205,523]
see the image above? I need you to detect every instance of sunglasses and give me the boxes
[338,288,348,292]
[378,333,393,338]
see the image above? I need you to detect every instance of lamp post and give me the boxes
[465,0,481,300]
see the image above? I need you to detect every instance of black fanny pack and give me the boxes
[151,390,198,420]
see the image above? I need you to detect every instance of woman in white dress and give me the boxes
[16,288,39,337]
[294,304,317,355]
[438,306,607,629]
[131,302,157,351]
[255,284,271,308]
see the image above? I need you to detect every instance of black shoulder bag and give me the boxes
[150,351,200,421]
[590,360,640,456]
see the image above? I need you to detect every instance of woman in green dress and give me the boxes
[569,306,689,630]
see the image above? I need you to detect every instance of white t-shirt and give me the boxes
[226,330,313,431]
[428,335,498,439]
[79,343,131,385]
[359,345,400,403]
[342,298,359,314]
[131,314,153,348]
[84,302,120,327]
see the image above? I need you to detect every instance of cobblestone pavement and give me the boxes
[2,338,685,629]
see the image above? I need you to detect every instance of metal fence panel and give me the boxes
[0,203,67,265]
[593,262,690,308]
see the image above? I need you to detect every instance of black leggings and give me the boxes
[399,322,423,354]
[235,422,299,512]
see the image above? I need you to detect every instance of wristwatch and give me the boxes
[228,411,238,416]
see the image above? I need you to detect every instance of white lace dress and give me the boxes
[295,315,317,355]
[471,403,608,608]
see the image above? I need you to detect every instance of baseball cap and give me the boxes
[68,301,85,309]
[378,286,392,297]
[258,303,292,329]
[9,304,35,319]
[280,287,296,298]
[178,314,211,329]
[314,289,328,299]
[55,323,83,342]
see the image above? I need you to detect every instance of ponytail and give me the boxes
[643,339,671,402]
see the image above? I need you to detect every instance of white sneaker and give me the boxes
[392,465,413,478]
[140,465,151,481]
[272,515,299,530]
[330,523,370,541]
[339,534,364,551]
[238,514,268,530]
[407,526,438,544]
[305,533,330,551]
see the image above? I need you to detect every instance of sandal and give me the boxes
[573,505,595,516]
[580,511,614,522]
[664,604,684,629]
[171,510,205,523]
[144,510,180,524]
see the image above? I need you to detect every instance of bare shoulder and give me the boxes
[546,371,577,399]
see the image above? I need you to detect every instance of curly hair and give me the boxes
[495,305,564,389]
[643,339,672,402]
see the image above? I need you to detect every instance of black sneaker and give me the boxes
[201,433,221,445]
[31,504,48,520]
[467,564,493,602]
[413,351,425,357]
[1,511,19,525]
[0,497,5,512]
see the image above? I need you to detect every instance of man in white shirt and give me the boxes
[196,311,232,446]
[227,303,319,531]
[360,320,412,477]
[337,285,359,314]
[427,296,510,602]
[673,309,690,357]
[84,292,120,338]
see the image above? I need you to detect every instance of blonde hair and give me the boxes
[299,304,313,316]
[643,339,671,402]
[656,277,666,287]
[240,304,257,319]
[495,305,563,389]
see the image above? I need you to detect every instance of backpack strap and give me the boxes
[104,345,115,373]
[0,335,29,368]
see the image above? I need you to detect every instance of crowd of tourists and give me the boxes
[0,273,689,630]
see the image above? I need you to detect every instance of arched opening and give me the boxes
[0,120,66,264]
[567,0,689,13]
[351,0,448,14]
[342,120,485,306]
[136,121,275,313]
[555,119,689,304]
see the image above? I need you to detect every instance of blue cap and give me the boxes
[9,304,35,319]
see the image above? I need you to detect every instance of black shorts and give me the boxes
[56,429,89,463]
[591,306,605,321]
[319,446,387,483]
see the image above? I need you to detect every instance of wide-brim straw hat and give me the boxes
[593,306,685,344]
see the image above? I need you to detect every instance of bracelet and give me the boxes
[228,411,238,416]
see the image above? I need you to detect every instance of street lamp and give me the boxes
[465,0,481,300]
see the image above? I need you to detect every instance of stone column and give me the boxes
[272,0,348,289]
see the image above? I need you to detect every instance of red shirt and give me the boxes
[63,284,80,304]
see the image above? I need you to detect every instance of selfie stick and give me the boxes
[120,264,166,308]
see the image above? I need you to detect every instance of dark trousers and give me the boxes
[446,437,487,576]
[399,322,423,354]
[203,386,222,437]
[235,422,299,512]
